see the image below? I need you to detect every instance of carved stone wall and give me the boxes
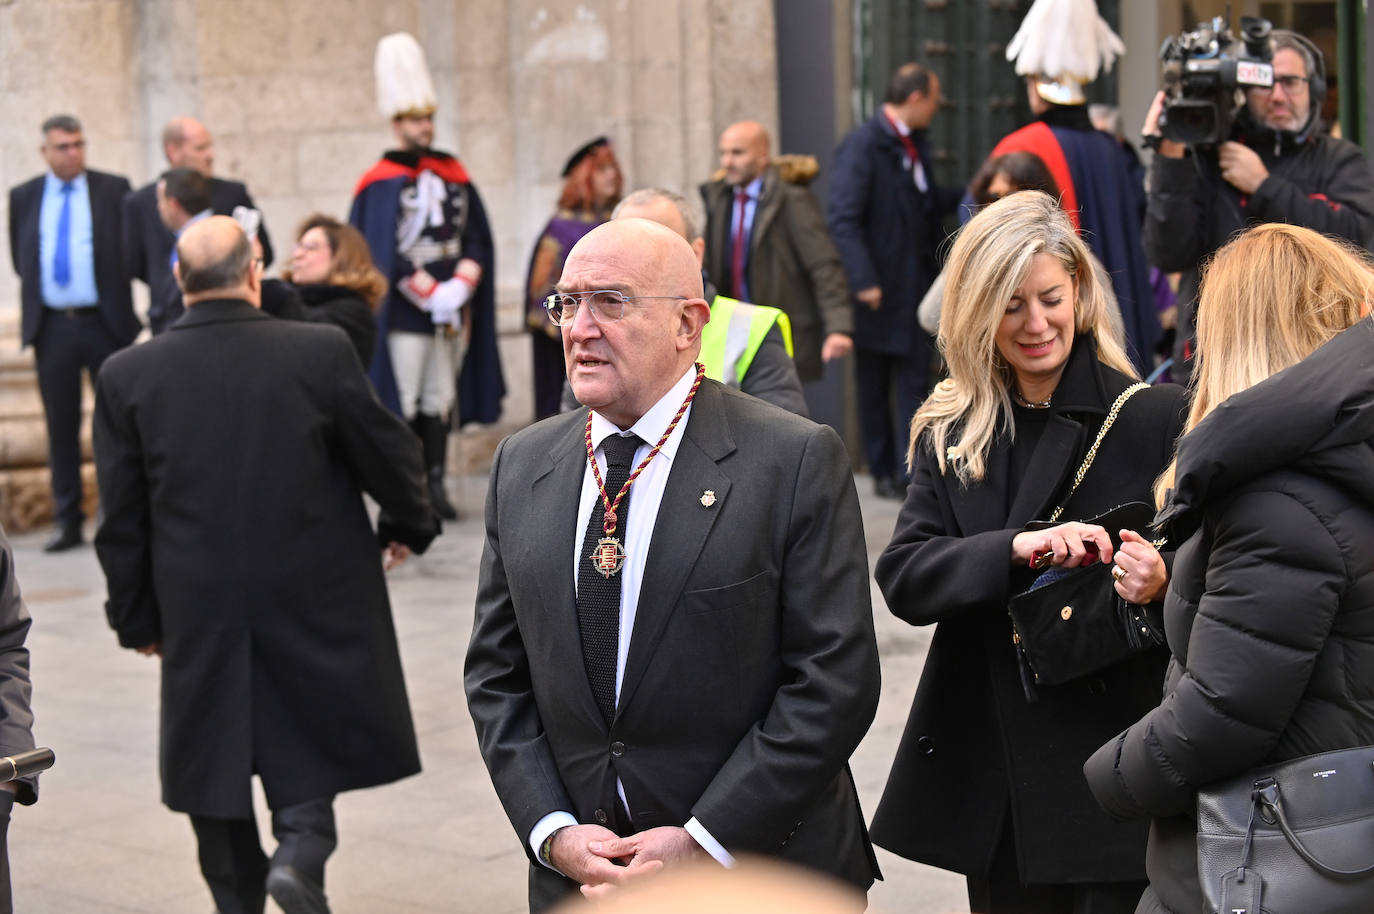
[0,0,779,530]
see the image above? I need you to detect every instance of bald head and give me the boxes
[559,218,712,428]
[175,216,257,304]
[568,218,703,300]
[163,116,214,175]
[719,120,771,186]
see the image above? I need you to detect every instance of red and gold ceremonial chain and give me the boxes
[584,362,706,537]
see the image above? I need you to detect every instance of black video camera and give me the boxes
[1158,15,1274,146]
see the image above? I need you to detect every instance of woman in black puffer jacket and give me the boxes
[1085,223,1374,914]
[280,214,384,368]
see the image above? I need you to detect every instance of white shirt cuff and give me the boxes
[529,811,579,872]
[684,817,737,868]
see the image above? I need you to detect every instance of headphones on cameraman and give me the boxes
[1273,29,1327,107]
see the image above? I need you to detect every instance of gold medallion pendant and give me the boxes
[589,537,627,578]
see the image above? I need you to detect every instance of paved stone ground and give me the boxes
[5,471,969,913]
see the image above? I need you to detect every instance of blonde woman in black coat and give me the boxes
[872,191,1187,913]
[1086,225,1374,913]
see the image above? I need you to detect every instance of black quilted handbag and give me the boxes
[1197,745,1374,914]
[1007,384,1164,694]
[1008,501,1163,689]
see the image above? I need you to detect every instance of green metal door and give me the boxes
[854,0,1122,187]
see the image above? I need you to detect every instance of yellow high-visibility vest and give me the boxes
[698,295,792,387]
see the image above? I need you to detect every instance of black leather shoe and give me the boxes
[428,469,459,521]
[266,865,331,914]
[873,476,898,499]
[42,524,83,553]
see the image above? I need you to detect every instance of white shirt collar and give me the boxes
[589,365,698,463]
[883,107,912,138]
[45,171,86,191]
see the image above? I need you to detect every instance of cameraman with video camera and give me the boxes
[1144,25,1374,384]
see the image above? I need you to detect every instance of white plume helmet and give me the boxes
[375,32,437,120]
[1005,0,1125,105]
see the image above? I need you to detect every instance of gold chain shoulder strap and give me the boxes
[1045,382,1150,524]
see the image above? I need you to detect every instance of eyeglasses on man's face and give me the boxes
[1258,74,1310,95]
[544,290,686,326]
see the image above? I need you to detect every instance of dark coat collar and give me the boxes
[296,283,365,308]
[168,298,272,330]
[1034,105,1094,132]
[873,110,928,145]
[1040,336,1127,415]
[943,337,1133,533]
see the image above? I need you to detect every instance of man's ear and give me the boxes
[676,297,712,350]
[691,237,707,267]
[172,259,184,290]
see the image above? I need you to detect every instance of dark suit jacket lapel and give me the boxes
[945,435,1012,537]
[534,414,606,724]
[875,116,920,216]
[20,181,41,280]
[702,182,731,280]
[89,173,116,301]
[617,383,734,715]
[1004,414,1084,527]
[750,168,782,253]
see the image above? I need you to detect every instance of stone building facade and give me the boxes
[0,0,780,529]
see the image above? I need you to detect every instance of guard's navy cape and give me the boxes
[350,151,505,425]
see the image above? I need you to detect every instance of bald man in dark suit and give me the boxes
[465,218,881,912]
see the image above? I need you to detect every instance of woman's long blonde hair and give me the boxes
[1155,223,1374,503]
[910,191,1135,483]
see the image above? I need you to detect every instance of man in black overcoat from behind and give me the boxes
[92,216,438,914]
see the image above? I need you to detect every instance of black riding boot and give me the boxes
[415,413,458,520]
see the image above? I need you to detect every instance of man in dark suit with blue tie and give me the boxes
[7,114,139,552]
[465,217,881,912]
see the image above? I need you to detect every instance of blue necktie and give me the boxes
[53,182,73,287]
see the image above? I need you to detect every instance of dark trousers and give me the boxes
[190,796,336,914]
[32,309,123,527]
[531,331,566,421]
[0,791,14,914]
[967,813,1146,914]
[854,340,932,483]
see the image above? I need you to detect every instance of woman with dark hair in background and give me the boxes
[1086,223,1374,914]
[968,150,1061,210]
[524,137,623,419]
[280,214,385,369]
[873,191,1186,913]
[919,151,1062,337]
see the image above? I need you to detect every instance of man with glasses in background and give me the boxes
[8,114,138,552]
[465,217,882,912]
[1142,27,1374,383]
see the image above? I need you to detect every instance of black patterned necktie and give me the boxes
[577,433,642,726]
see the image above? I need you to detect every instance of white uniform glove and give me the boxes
[427,277,473,328]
